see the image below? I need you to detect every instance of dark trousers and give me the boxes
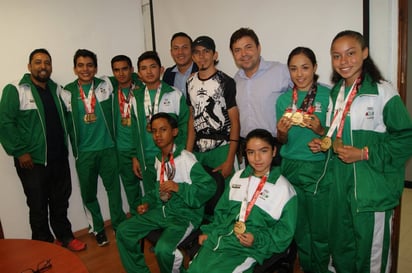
[15,158,74,244]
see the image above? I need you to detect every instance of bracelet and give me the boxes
[230,139,239,142]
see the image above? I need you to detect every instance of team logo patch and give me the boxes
[365,107,374,120]
[232,183,241,189]
[163,99,171,106]
[314,102,322,113]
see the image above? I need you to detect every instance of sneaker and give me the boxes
[66,238,87,251]
[55,238,87,251]
[96,231,109,247]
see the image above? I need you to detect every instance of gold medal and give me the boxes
[283,111,292,119]
[333,137,344,153]
[121,117,131,127]
[233,221,246,235]
[300,114,311,127]
[320,136,332,152]
[84,113,97,124]
[291,112,303,125]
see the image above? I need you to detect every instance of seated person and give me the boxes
[187,129,297,273]
[116,112,216,273]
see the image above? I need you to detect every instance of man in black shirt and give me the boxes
[0,48,86,251]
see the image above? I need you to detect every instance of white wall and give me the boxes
[152,0,363,86]
[0,0,145,238]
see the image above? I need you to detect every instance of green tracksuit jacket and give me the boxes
[0,73,68,164]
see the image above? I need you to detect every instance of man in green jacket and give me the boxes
[0,48,86,251]
[132,51,189,196]
[110,54,144,215]
[60,49,126,247]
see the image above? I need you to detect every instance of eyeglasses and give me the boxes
[21,259,52,273]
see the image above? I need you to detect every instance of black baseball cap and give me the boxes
[192,36,216,51]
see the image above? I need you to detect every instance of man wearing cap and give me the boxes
[186,35,240,182]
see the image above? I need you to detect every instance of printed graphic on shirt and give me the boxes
[188,72,233,152]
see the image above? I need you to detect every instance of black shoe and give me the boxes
[96,231,109,247]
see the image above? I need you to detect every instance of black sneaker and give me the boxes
[96,231,109,247]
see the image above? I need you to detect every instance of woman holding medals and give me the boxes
[309,30,412,273]
[276,47,332,273]
[187,129,297,273]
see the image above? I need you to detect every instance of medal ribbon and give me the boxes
[78,81,96,114]
[325,77,361,138]
[118,83,135,119]
[160,152,175,185]
[239,175,267,223]
[286,83,317,114]
[144,85,161,121]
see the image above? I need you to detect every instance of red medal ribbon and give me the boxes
[336,77,361,138]
[118,86,134,119]
[78,82,96,115]
[160,153,175,185]
[244,175,267,222]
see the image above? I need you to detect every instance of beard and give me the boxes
[32,71,50,83]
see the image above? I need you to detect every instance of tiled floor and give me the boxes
[398,187,412,272]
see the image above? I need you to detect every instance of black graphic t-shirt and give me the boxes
[186,70,237,152]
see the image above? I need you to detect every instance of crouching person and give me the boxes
[116,112,216,273]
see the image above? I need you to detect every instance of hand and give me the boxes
[18,153,34,169]
[304,114,324,135]
[335,145,364,164]
[277,116,292,135]
[308,138,322,153]
[213,160,233,178]
[198,234,208,245]
[137,203,149,215]
[132,157,142,178]
[236,232,254,247]
[159,180,179,193]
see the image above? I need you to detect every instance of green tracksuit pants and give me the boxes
[194,144,237,184]
[328,160,392,273]
[281,159,331,273]
[116,208,194,273]
[117,150,141,215]
[75,148,126,233]
[187,246,256,273]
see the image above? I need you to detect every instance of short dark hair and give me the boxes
[150,112,178,129]
[171,32,193,47]
[73,49,97,68]
[287,47,319,82]
[137,51,161,70]
[29,48,52,64]
[229,27,260,51]
[111,55,132,69]
[245,129,275,150]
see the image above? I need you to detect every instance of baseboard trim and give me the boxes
[73,219,112,237]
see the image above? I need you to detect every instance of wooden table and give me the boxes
[0,239,89,273]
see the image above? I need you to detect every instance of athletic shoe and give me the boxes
[55,238,87,251]
[66,238,87,251]
[96,231,109,247]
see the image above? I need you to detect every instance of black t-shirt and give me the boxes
[36,84,68,161]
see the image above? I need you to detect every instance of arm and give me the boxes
[175,161,216,208]
[186,107,195,152]
[213,106,239,178]
[176,93,190,148]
